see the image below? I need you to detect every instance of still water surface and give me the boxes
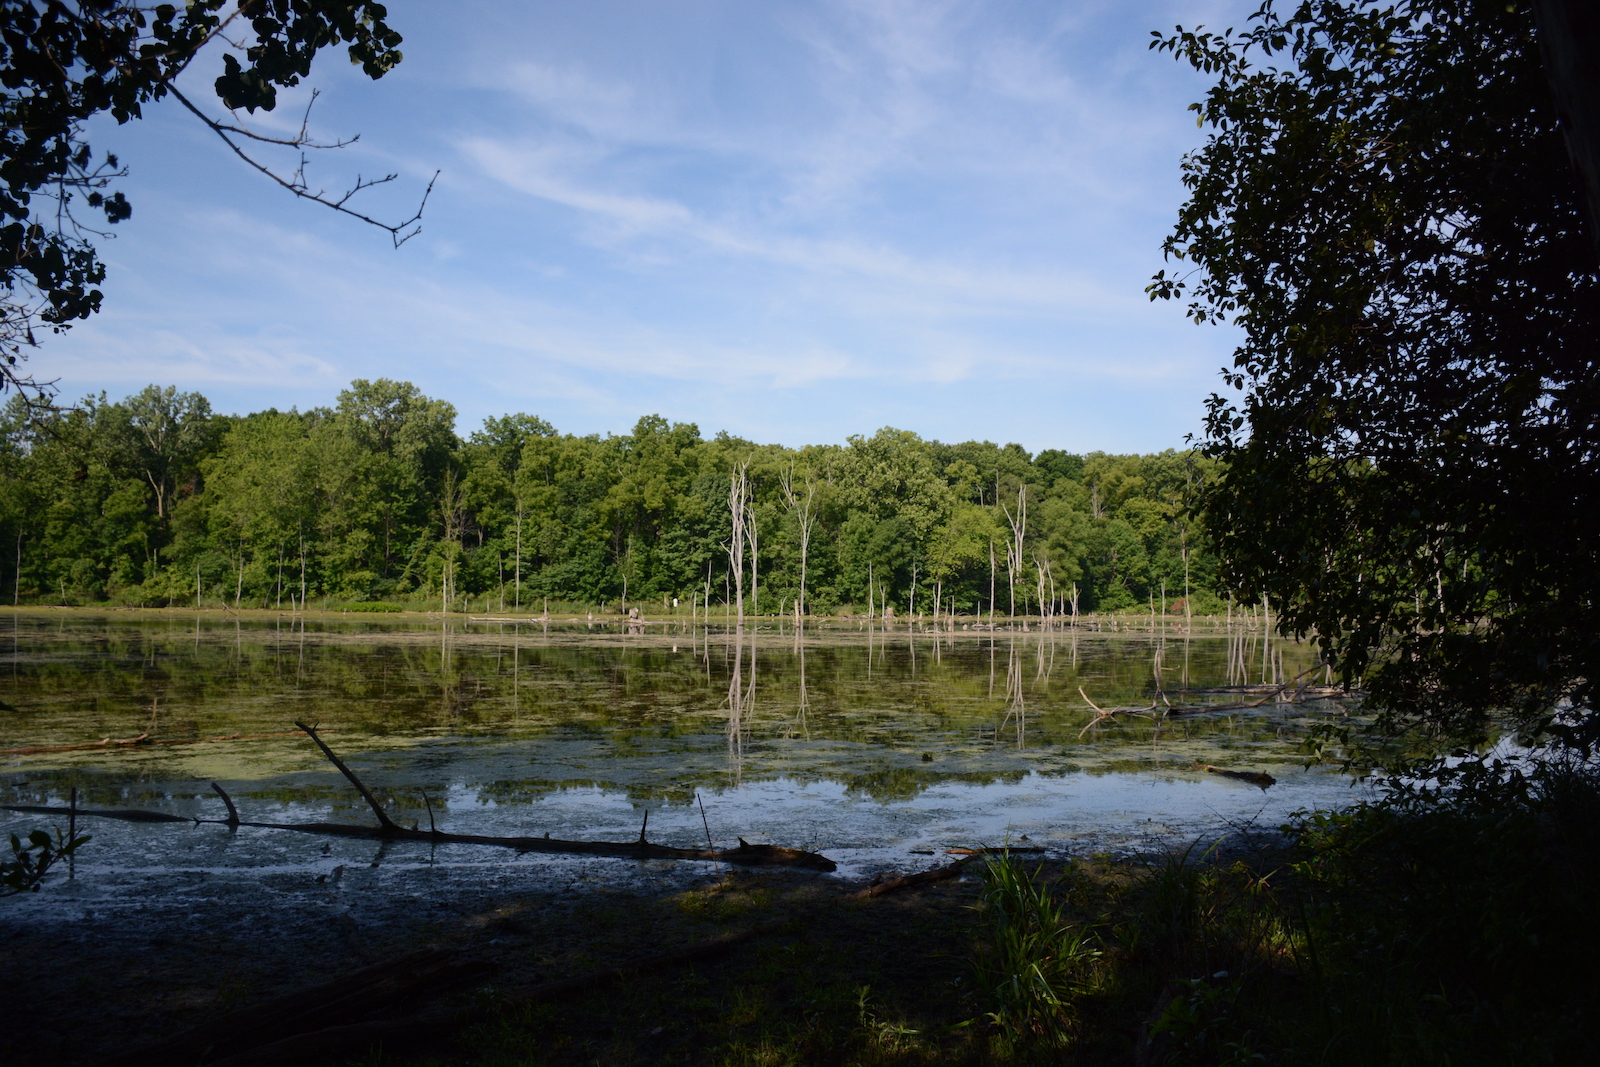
[1,612,1366,904]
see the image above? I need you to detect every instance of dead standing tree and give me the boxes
[728,461,751,629]
[780,463,817,620]
[1000,482,1027,620]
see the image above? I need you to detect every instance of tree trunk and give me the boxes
[1535,0,1600,262]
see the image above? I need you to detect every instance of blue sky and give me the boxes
[48,0,1252,453]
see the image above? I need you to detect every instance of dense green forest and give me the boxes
[0,380,1222,616]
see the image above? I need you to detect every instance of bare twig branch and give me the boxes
[167,84,436,247]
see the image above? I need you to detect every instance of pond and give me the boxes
[1,611,1365,915]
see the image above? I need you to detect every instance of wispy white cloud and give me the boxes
[46,0,1253,452]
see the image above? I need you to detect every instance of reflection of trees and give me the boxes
[842,765,1027,803]
[997,640,1026,749]
[726,628,755,772]
[784,626,811,741]
[1,619,1338,805]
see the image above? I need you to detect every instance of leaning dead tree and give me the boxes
[5,722,836,872]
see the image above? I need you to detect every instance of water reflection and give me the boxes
[1,613,1358,857]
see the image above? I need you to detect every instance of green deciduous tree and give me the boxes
[1153,1,1600,746]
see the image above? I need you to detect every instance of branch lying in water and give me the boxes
[6,723,838,872]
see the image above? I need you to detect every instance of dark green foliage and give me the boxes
[1152,1,1600,747]
[0,384,1227,617]
[1,823,89,896]
[974,853,1100,1048]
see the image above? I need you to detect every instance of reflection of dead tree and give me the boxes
[727,629,756,766]
[16,723,835,872]
[788,631,812,741]
[997,642,1026,748]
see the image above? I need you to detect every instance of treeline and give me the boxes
[0,380,1224,616]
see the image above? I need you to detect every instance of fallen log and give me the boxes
[2,804,191,823]
[850,844,1057,900]
[1196,763,1277,789]
[1077,687,1155,738]
[849,858,971,899]
[1159,665,1327,715]
[211,810,838,869]
[6,725,838,872]
[205,724,836,871]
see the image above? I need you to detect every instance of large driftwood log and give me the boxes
[2,803,190,823]
[1196,763,1277,789]
[8,723,837,872]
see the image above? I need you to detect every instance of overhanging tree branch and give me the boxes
[166,83,437,248]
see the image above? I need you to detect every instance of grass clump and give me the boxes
[972,851,1100,1051]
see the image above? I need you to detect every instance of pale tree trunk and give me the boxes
[1001,485,1026,621]
[780,464,815,618]
[1034,558,1046,628]
[728,462,750,628]
[746,502,759,619]
[988,540,996,628]
[514,506,523,610]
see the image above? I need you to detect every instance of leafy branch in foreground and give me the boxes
[0,1,428,397]
[1152,1,1600,752]
[0,825,90,897]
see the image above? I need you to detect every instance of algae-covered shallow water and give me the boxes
[1,611,1364,911]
